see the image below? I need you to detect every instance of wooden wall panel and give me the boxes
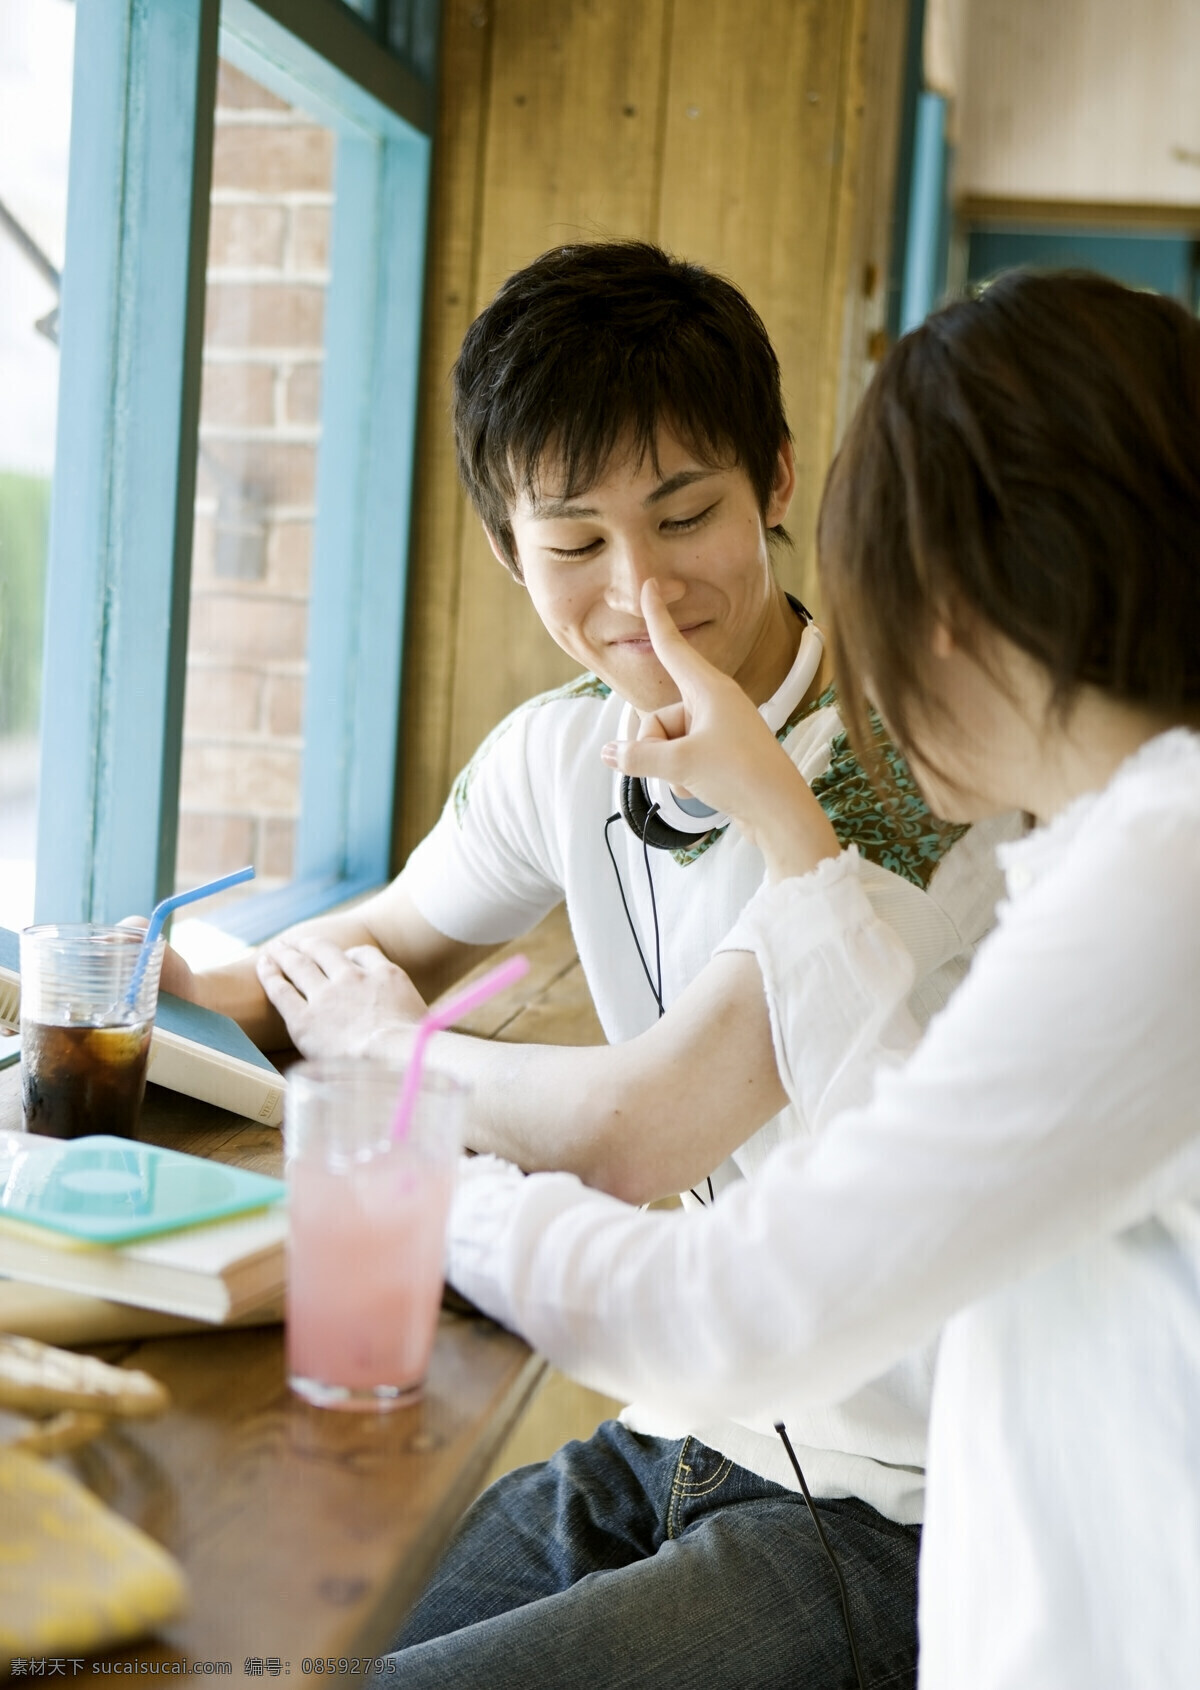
[446,0,671,781]
[471,0,670,296]
[657,0,849,605]
[957,0,1200,208]
[396,1,492,862]
[396,0,907,862]
[830,0,911,446]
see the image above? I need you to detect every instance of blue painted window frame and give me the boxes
[885,0,953,339]
[899,91,950,334]
[36,0,433,943]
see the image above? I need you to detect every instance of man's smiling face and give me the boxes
[498,429,798,713]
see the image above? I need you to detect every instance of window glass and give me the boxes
[965,228,1200,311]
[0,0,73,933]
[175,57,334,952]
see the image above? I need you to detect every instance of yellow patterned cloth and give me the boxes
[0,1446,186,1657]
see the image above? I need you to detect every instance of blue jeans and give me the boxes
[378,1422,920,1688]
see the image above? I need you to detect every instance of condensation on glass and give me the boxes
[176,57,334,915]
[0,0,74,932]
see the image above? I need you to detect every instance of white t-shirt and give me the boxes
[405,670,1016,1518]
[445,729,1200,1688]
[405,671,1009,1043]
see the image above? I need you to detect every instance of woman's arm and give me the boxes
[447,801,1200,1423]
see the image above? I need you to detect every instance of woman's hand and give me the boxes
[601,581,841,883]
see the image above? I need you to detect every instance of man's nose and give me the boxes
[604,543,686,615]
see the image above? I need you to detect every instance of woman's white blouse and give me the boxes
[447,728,1200,1689]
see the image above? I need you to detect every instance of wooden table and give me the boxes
[0,911,606,1675]
[0,1069,543,1673]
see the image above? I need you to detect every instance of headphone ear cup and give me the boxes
[620,775,710,851]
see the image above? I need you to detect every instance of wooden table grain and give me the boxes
[0,908,606,1673]
[0,1047,553,1669]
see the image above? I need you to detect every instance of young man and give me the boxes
[171,242,1014,1687]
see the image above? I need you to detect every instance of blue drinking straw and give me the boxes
[125,865,256,1008]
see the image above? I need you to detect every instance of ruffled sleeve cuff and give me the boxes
[716,846,874,960]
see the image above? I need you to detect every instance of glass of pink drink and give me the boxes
[285,1061,466,1410]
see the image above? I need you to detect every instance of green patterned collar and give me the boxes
[669,680,968,889]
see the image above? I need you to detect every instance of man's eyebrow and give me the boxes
[527,496,600,520]
[644,469,718,507]
[526,468,717,520]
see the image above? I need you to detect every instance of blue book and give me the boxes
[0,928,283,1127]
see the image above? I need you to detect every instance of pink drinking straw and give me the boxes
[390,953,530,1142]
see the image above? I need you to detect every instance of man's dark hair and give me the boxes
[818,268,1200,771]
[452,241,791,575]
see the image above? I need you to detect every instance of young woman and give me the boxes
[441,270,1200,1689]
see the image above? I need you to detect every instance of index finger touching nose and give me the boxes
[640,579,688,654]
[640,580,723,698]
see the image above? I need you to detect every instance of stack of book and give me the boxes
[0,1132,287,1337]
[0,926,288,1340]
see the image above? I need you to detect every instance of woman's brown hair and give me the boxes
[818,269,1200,771]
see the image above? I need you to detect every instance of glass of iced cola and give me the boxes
[19,926,165,1140]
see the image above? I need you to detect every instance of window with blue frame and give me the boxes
[0,0,75,935]
[176,56,340,953]
[34,0,435,960]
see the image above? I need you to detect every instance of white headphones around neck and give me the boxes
[615,599,824,851]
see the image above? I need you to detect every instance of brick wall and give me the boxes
[176,59,335,899]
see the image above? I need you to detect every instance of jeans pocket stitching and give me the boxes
[666,1438,694,1540]
[674,1455,733,1498]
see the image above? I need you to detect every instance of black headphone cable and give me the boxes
[775,1421,867,1690]
[607,782,862,1678]
[604,805,716,1207]
[639,801,665,1022]
[606,816,865,1676]
[604,810,664,1016]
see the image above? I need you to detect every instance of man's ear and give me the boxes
[483,525,524,582]
[765,440,797,528]
[930,621,957,659]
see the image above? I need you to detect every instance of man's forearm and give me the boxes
[369,951,787,1204]
[190,955,290,1050]
[370,1028,642,1189]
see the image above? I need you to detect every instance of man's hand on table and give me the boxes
[256,935,427,1060]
